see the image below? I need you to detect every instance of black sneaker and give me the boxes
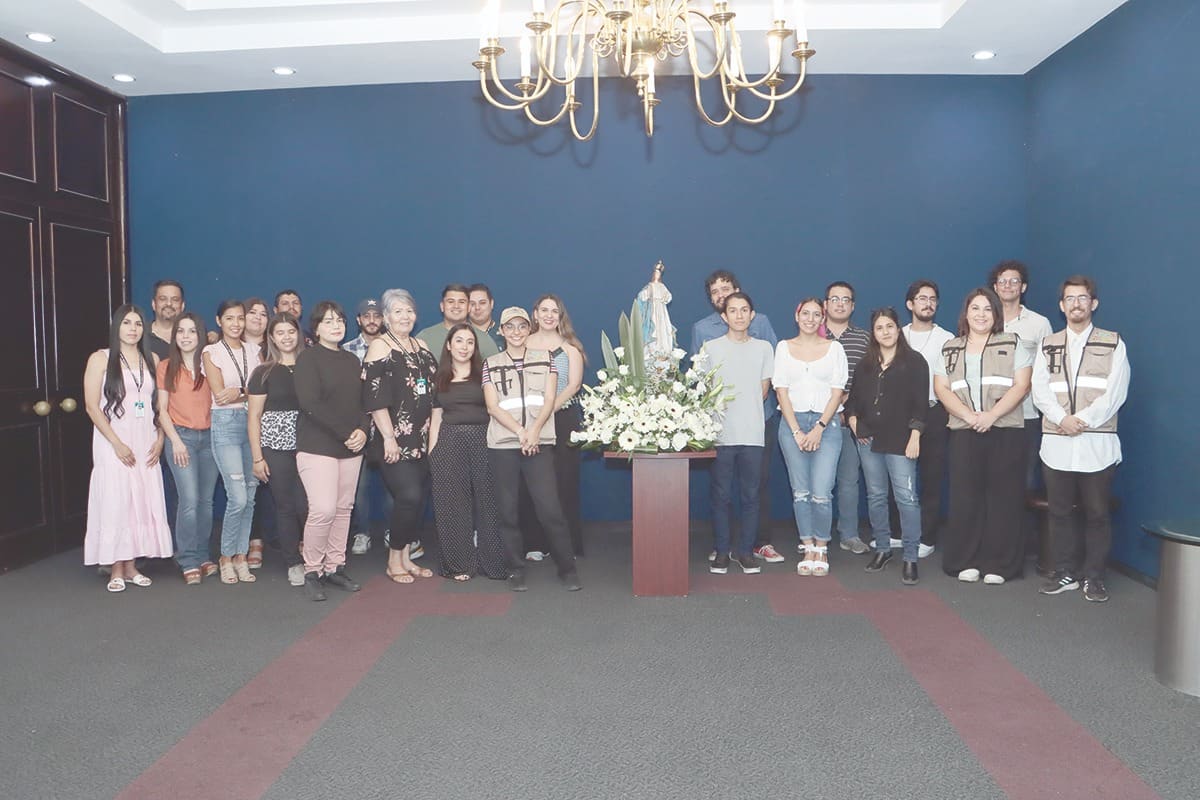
[710,553,730,575]
[864,550,894,573]
[1039,572,1079,595]
[302,572,327,602]
[1082,578,1109,603]
[507,572,528,592]
[731,553,762,574]
[324,567,360,592]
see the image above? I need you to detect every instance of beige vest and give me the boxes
[485,349,557,449]
[1040,327,1120,435]
[941,333,1025,431]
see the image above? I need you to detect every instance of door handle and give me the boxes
[32,400,52,416]
[60,397,78,413]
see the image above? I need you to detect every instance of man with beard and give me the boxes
[417,283,500,359]
[902,279,955,558]
[148,280,185,360]
[1032,276,1129,603]
[469,283,507,352]
[344,298,398,555]
[690,270,783,564]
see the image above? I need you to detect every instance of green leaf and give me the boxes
[618,312,631,356]
[628,301,645,386]
[600,331,618,372]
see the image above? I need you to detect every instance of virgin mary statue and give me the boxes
[635,260,676,358]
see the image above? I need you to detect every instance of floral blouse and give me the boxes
[362,346,439,461]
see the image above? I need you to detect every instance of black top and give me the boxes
[434,379,489,425]
[147,332,171,362]
[845,348,929,456]
[362,346,439,461]
[247,362,300,411]
[294,345,369,458]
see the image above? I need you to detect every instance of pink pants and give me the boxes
[297,452,362,574]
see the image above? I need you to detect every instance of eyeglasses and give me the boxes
[994,278,1023,287]
[826,296,853,305]
[913,295,938,304]
[1063,294,1093,306]
[502,322,530,332]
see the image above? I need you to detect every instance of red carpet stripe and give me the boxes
[116,579,510,800]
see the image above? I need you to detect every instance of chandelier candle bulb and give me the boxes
[532,0,545,12]
[773,0,786,23]
[794,0,808,40]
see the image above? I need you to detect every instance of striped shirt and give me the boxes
[826,323,871,395]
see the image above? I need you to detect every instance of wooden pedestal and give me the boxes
[605,450,715,597]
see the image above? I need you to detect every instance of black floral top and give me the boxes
[362,346,439,461]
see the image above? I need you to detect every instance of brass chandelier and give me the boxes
[473,1,815,139]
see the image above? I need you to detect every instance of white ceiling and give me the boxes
[0,0,1127,96]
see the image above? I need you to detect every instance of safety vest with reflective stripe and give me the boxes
[941,332,1025,431]
[1039,327,1120,435]
[485,349,556,448]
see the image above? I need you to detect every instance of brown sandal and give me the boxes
[182,568,202,585]
[247,539,264,569]
[406,565,434,579]
[200,561,218,578]
[386,568,415,584]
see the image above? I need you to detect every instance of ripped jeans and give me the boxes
[211,407,258,557]
[778,411,842,543]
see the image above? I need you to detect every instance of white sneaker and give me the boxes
[957,568,981,582]
[383,530,390,548]
[889,537,902,549]
[287,564,305,587]
[918,543,935,559]
[410,540,425,559]
[983,573,1005,585]
[525,551,545,561]
[351,533,371,555]
[708,550,717,562]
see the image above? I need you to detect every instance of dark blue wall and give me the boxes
[127,74,1029,524]
[1028,0,1200,578]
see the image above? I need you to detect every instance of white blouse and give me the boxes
[202,341,262,409]
[772,340,848,414]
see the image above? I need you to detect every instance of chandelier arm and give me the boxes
[690,71,735,127]
[569,67,600,142]
[524,98,574,126]
[720,79,778,125]
[682,8,728,81]
[487,57,544,103]
[741,57,810,102]
[479,71,535,111]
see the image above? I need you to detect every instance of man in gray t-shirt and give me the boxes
[702,293,775,575]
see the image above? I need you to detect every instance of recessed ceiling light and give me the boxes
[27,32,55,44]
[113,73,136,83]
[273,67,296,76]
[26,76,52,87]
[973,50,996,61]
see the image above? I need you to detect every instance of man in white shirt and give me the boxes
[1031,275,1129,603]
[990,260,1054,553]
[702,293,775,575]
[902,279,955,559]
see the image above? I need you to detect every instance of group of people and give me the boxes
[697,261,1129,602]
[83,283,585,598]
[83,259,1129,604]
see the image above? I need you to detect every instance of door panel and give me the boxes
[52,93,109,202]
[0,69,36,185]
[46,218,116,389]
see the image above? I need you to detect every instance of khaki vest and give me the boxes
[485,349,557,449]
[1040,327,1120,435]
[941,333,1025,431]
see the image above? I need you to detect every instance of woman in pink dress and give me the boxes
[83,304,174,592]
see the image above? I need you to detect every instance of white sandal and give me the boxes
[106,577,126,593]
[797,544,815,576]
[811,545,830,577]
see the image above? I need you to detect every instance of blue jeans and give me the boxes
[349,460,393,539]
[164,426,218,571]
[777,412,842,543]
[835,425,862,543]
[211,408,258,557]
[857,442,922,562]
[711,445,763,557]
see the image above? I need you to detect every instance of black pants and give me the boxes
[754,414,776,548]
[378,458,428,551]
[918,402,949,546]
[1043,464,1115,579]
[429,424,507,579]
[518,406,585,556]
[942,427,1026,579]
[262,448,307,568]
[490,447,577,578]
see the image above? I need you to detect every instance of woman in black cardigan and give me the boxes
[846,307,929,585]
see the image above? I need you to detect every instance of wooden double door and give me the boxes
[0,42,127,570]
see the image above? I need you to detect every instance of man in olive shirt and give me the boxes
[148,279,185,360]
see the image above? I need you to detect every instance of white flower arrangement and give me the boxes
[571,302,730,454]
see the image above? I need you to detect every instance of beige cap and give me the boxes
[499,306,530,326]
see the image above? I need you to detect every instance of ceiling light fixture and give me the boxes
[474,0,815,140]
[26,76,53,87]
[27,32,55,43]
[273,67,296,76]
[973,50,996,61]
[113,73,136,83]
